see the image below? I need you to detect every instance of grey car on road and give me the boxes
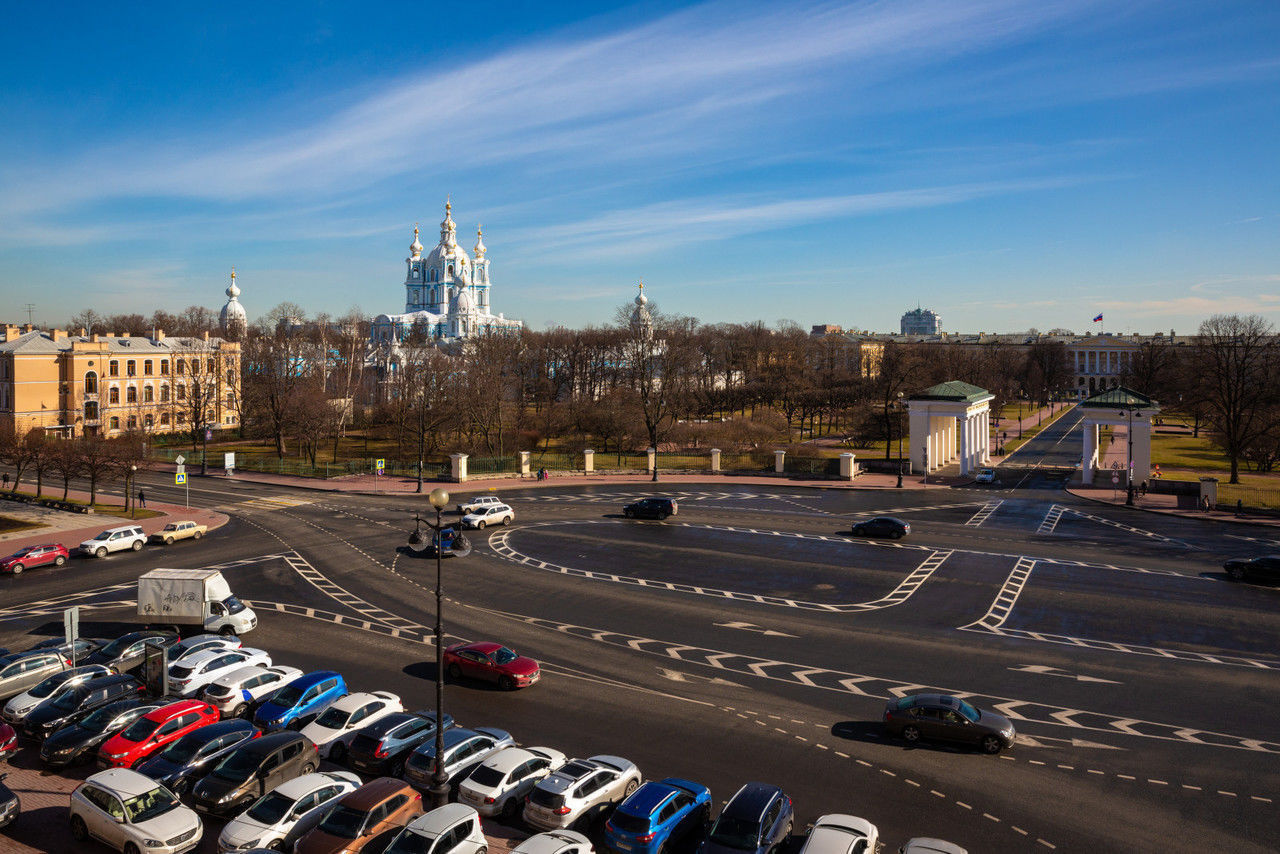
[882,693,1015,754]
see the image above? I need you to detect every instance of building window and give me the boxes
[160,412,170,426]
[109,416,119,430]
[160,359,169,375]
[177,360,185,376]
[126,415,137,430]
[177,385,186,400]
[429,269,437,282]
[144,359,153,375]
[84,402,98,421]
[126,386,137,403]
[109,360,119,377]
[143,385,153,403]
[84,371,97,394]
[108,387,120,404]
[126,360,136,377]
[160,384,169,402]
[206,358,215,374]
[144,413,154,428]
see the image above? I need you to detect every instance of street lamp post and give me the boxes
[1124,408,1141,506]
[407,487,453,808]
[129,465,137,517]
[895,392,904,488]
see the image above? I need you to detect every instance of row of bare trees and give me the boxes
[0,431,147,505]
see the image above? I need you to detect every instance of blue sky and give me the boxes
[1,0,1278,335]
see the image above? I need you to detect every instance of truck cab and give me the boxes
[137,569,257,636]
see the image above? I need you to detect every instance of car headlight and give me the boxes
[143,840,163,848]
[238,839,263,850]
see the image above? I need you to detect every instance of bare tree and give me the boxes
[50,440,84,501]
[1189,314,1278,483]
[79,436,117,506]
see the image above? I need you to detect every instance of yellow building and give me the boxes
[0,325,240,439]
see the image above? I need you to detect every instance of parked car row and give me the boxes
[0,520,208,576]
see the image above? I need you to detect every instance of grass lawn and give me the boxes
[1151,432,1233,471]
[0,515,43,534]
[4,489,164,521]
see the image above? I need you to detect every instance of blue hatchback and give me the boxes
[606,778,713,854]
[252,671,345,732]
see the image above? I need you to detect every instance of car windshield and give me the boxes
[318,805,368,838]
[123,786,180,823]
[7,549,32,559]
[493,647,517,665]
[158,731,208,764]
[611,812,651,834]
[211,747,260,781]
[170,664,194,680]
[957,700,980,723]
[52,689,88,711]
[224,596,247,615]
[270,684,306,707]
[79,705,122,733]
[30,672,71,699]
[91,532,111,541]
[246,790,295,824]
[384,829,432,854]
[316,706,350,728]
[99,636,131,657]
[121,717,161,742]
[469,765,506,787]
[709,817,760,849]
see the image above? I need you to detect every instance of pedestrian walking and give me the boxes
[2,473,8,489]
[137,489,146,508]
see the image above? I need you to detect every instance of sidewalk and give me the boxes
[0,491,229,551]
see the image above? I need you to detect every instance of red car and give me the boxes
[0,723,16,761]
[97,699,219,769]
[444,641,541,690]
[1,543,70,575]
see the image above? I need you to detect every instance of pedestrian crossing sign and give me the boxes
[375,458,385,473]
[175,472,187,485]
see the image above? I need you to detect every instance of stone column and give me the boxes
[518,451,530,478]
[710,448,721,472]
[450,453,469,483]
[647,447,656,474]
[839,453,856,480]
[909,411,929,473]
[583,449,594,473]
[958,416,971,476]
[774,450,786,473]
[1082,420,1096,484]
[1132,415,1153,484]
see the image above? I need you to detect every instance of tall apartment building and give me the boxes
[0,325,241,439]
[900,306,941,335]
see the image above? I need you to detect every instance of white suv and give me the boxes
[457,495,504,515]
[79,525,147,558]
[69,767,203,853]
[462,503,515,529]
[201,665,302,718]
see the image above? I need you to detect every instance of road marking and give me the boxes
[1036,504,1066,535]
[962,557,1036,631]
[715,621,798,637]
[1008,664,1121,684]
[1058,507,1190,547]
[656,668,742,687]
[965,500,1003,527]
[238,494,315,510]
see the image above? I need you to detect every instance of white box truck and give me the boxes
[136,568,258,636]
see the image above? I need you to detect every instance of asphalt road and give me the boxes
[3,470,1278,853]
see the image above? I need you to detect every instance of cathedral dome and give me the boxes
[409,224,423,259]
[220,268,247,331]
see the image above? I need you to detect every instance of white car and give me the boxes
[168,634,242,665]
[202,665,303,719]
[523,755,642,832]
[458,745,567,821]
[216,770,361,853]
[974,468,997,484]
[168,647,271,698]
[461,503,514,529]
[300,690,403,762]
[511,830,596,854]
[3,663,112,725]
[457,495,504,515]
[69,767,203,853]
[79,525,147,558]
[384,803,487,854]
[799,814,880,854]
[899,840,967,854]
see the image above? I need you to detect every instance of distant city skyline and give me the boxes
[1,1,1278,335]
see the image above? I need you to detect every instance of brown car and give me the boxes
[294,777,424,854]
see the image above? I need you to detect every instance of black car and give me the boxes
[1224,555,1280,583]
[136,718,260,794]
[698,783,793,854]
[623,497,679,520]
[0,771,18,830]
[23,674,144,739]
[850,517,910,539]
[27,637,108,661]
[39,699,161,768]
[189,731,318,817]
[84,630,179,674]
[347,711,452,777]
[882,693,1016,755]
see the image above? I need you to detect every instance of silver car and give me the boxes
[69,767,203,853]
[216,770,361,853]
[523,755,642,832]
[0,649,68,702]
[403,727,514,793]
[458,745,566,821]
[3,663,113,724]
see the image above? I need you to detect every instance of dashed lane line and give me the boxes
[462,602,1280,754]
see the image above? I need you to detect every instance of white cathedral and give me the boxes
[371,201,523,346]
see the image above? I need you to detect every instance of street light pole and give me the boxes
[1125,408,1140,506]
[425,487,452,808]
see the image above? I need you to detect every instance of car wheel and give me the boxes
[477,520,487,529]
[69,815,88,841]
[448,663,463,681]
[893,531,903,539]
[54,555,67,566]
[902,725,921,745]
[499,676,515,691]
[10,563,22,574]
[502,515,511,526]
[266,842,284,851]
[624,778,639,797]
[124,843,141,854]
[164,537,174,545]
[659,512,669,520]
[625,509,635,518]
[219,625,237,637]
[231,702,247,718]
[330,742,347,764]
[193,531,202,539]
[1228,565,1246,581]
[301,761,316,774]
[981,735,1003,755]
[96,547,108,558]
[131,540,143,551]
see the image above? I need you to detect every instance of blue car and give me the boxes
[698,783,793,854]
[606,778,713,854]
[252,671,345,732]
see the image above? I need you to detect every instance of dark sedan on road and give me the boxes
[1224,555,1280,583]
[850,517,909,539]
[623,498,678,520]
[882,693,1015,754]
